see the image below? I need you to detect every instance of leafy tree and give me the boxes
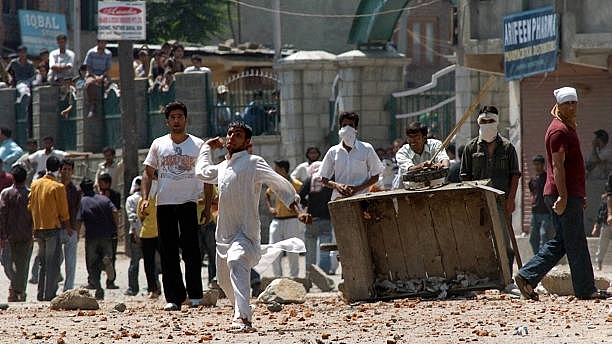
[146,0,228,44]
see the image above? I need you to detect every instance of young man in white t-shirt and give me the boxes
[140,101,204,311]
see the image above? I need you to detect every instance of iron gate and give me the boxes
[208,69,280,138]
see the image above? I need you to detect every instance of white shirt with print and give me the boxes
[143,134,204,205]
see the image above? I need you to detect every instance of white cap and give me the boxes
[553,87,577,104]
[477,112,499,124]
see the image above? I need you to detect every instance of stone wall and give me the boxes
[32,85,61,141]
[337,50,408,150]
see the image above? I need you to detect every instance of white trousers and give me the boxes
[216,237,306,323]
[269,217,302,277]
[216,240,255,322]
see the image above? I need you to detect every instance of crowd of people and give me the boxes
[0,83,610,333]
[0,38,208,120]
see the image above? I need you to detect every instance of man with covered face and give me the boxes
[515,87,603,300]
[460,106,521,214]
[319,111,383,200]
[460,105,521,282]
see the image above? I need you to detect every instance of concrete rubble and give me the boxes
[307,264,335,292]
[113,302,127,312]
[50,288,99,310]
[257,278,307,304]
[540,270,611,296]
[201,289,219,307]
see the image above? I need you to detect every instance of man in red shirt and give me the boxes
[515,87,602,300]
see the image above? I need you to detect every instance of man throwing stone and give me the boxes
[196,121,311,332]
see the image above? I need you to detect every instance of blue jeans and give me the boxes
[34,229,62,301]
[127,235,143,293]
[518,196,596,298]
[529,212,552,255]
[59,228,78,291]
[305,218,333,274]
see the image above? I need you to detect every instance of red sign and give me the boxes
[99,6,142,16]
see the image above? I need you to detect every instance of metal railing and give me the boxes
[391,65,456,140]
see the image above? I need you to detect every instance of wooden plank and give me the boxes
[328,201,376,301]
[397,193,445,278]
[482,191,513,285]
[376,198,410,281]
[428,192,463,278]
[459,190,500,278]
[363,199,391,278]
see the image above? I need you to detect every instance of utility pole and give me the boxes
[118,41,137,208]
[73,0,81,63]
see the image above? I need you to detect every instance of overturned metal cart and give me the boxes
[328,181,513,302]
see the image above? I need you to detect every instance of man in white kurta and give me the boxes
[196,121,310,331]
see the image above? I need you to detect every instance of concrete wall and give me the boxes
[32,86,61,142]
[337,50,408,150]
[276,50,339,169]
[20,73,210,154]
[0,88,16,131]
[276,49,409,169]
[175,73,209,140]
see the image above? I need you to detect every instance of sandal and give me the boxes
[514,274,539,301]
[578,290,612,300]
[228,318,256,333]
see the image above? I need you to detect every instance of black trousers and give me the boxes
[157,202,203,304]
[141,237,160,293]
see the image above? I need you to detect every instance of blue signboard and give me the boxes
[18,10,68,54]
[503,7,558,81]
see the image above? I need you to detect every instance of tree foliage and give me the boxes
[146,0,228,44]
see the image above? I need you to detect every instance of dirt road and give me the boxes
[0,241,611,343]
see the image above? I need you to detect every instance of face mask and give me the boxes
[338,125,357,148]
[478,122,498,143]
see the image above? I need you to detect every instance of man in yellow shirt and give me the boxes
[137,171,162,299]
[265,160,303,277]
[28,156,72,301]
